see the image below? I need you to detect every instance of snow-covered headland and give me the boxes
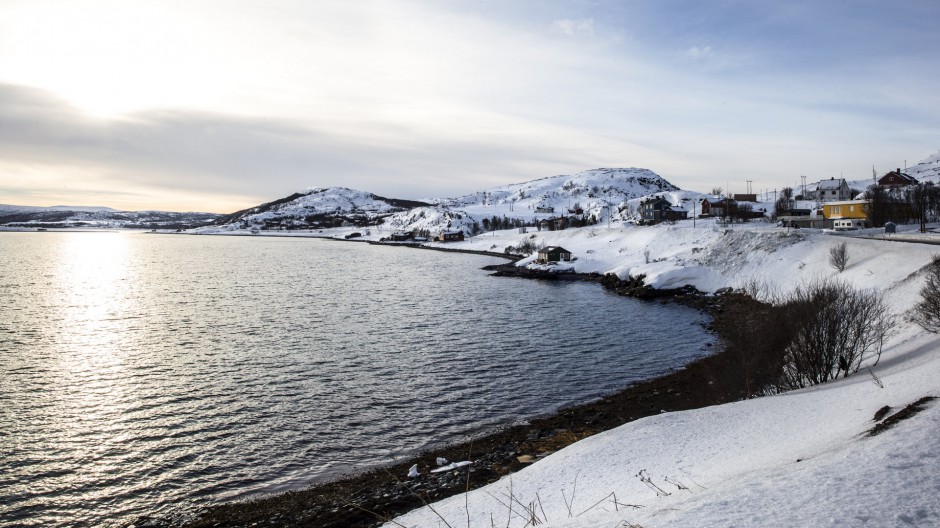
[12,159,940,527]
[181,162,940,527]
[372,218,940,528]
[198,203,940,527]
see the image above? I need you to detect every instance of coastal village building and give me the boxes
[816,178,852,202]
[878,169,918,189]
[776,199,828,228]
[536,246,572,264]
[436,230,465,242]
[699,199,714,217]
[823,200,870,229]
[389,231,414,241]
[706,198,737,219]
[640,197,688,224]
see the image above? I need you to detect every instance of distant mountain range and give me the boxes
[0,204,222,230]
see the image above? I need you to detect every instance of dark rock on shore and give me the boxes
[481,262,598,281]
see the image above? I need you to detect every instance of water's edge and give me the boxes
[151,243,734,528]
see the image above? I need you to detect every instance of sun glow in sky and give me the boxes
[1,0,938,212]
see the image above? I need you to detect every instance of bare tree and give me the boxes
[829,242,849,272]
[775,187,794,217]
[736,202,754,223]
[711,186,723,196]
[914,256,940,333]
[778,280,892,389]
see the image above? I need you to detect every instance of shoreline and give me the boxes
[141,245,740,528]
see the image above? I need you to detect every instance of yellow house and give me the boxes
[823,200,871,229]
[823,200,869,220]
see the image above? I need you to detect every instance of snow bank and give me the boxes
[383,220,940,528]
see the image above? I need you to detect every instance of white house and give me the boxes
[816,178,852,202]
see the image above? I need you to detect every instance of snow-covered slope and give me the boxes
[909,150,940,184]
[382,221,940,528]
[200,168,685,235]
[437,168,678,211]
[382,168,683,235]
[207,187,430,231]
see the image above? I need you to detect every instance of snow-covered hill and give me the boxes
[207,187,430,231]
[437,168,678,211]
[199,168,686,235]
[0,204,220,229]
[380,168,683,235]
[908,150,940,184]
[380,220,940,528]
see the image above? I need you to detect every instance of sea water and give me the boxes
[0,231,710,527]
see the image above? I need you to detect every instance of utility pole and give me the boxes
[921,182,927,234]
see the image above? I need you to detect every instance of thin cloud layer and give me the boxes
[0,0,937,211]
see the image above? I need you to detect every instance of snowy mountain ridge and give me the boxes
[436,167,678,209]
[379,168,682,235]
[197,168,683,235]
[209,187,431,231]
[908,150,940,184]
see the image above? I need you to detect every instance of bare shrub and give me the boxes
[778,280,892,389]
[829,241,849,272]
[914,255,940,332]
[505,239,544,256]
[715,281,892,395]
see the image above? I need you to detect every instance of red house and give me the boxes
[878,168,918,188]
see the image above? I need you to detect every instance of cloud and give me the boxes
[685,45,713,60]
[0,83,658,211]
[552,18,595,36]
[1,1,939,212]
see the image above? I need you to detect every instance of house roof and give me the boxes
[879,171,918,184]
[539,246,570,254]
[824,200,869,206]
[817,178,847,190]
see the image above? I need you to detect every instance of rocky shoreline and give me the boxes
[138,261,742,528]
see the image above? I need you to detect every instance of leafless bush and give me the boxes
[829,241,849,272]
[715,281,892,395]
[914,255,940,332]
[505,239,545,256]
[778,280,892,389]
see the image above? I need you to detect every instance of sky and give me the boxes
[1,0,938,213]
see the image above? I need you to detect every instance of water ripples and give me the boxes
[0,232,711,527]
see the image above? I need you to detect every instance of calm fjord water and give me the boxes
[0,232,710,527]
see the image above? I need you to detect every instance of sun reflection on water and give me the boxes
[46,232,142,506]
[1,232,713,527]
